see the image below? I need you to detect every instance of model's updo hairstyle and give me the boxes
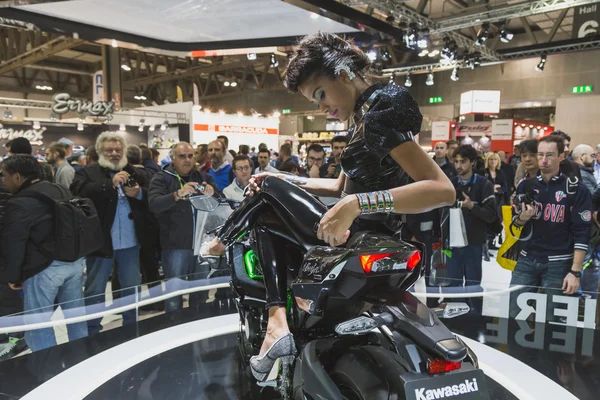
[284,32,371,93]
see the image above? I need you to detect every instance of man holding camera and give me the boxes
[509,136,592,319]
[149,142,218,312]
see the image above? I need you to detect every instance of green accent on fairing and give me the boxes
[237,231,248,241]
[243,250,263,280]
[442,249,453,258]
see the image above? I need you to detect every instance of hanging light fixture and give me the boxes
[499,22,514,43]
[367,49,378,61]
[223,81,230,87]
[451,67,460,82]
[247,53,257,61]
[389,73,396,85]
[121,64,131,71]
[161,119,168,131]
[4,109,12,119]
[270,54,279,68]
[404,73,412,87]
[149,124,155,132]
[138,118,145,132]
[49,113,57,122]
[230,81,238,87]
[77,122,84,131]
[32,120,41,130]
[426,70,434,86]
[475,23,490,46]
[119,123,126,131]
[535,55,546,72]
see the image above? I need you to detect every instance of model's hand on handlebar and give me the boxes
[247,172,287,196]
[316,195,360,246]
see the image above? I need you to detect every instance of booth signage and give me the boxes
[572,85,594,94]
[460,90,501,115]
[431,121,450,141]
[52,93,116,117]
[491,119,513,141]
[455,121,492,136]
[0,125,45,146]
[93,70,104,103]
[428,97,443,104]
[194,124,278,135]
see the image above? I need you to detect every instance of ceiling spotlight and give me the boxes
[224,81,230,87]
[121,64,131,71]
[389,73,396,85]
[418,50,429,57]
[441,38,459,64]
[476,23,490,46]
[417,36,429,49]
[499,23,514,43]
[149,124,155,132]
[535,55,546,72]
[404,73,412,87]
[306,115,315,120]
[119,123,126,131]
[426,71,434,86]
[161,120,168,131]
[381,49,391,62]
[138,124,144,132]
[451,67,460,82]
[270,54,279,68]
[33,120,41,130]
[464,52,481,69]
[77,122,84,131]
[247,53,257,61]
[230,81,238,87]
[111,39,118,48]
[4,109,12,119]
[49,113,57,122]
[386,11,395,23]
[273,111,281,118]
[367,49,378,61]
[428,50,440,57]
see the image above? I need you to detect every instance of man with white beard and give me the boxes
[70,132,145,335]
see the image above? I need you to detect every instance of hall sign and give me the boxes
[572,85,594,94]
[573,4,599,39]
[194,124,278,135]
[0,126,45,145]
[52,93,116,117]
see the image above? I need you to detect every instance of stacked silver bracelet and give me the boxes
[355,190,394,215]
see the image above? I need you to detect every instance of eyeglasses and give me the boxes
[235,166,251,172]
[308,157,324,163]
[104,148,123,155]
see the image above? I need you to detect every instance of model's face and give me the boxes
[434,143,447,159]
[521,151,538,171]
[331,141,346,160]
[258,152,270,168]
[173,144,194,176]
[233,160,252,184]
[298,74,357,122]
[454,155,473,177]
[208,141,224,165]
[538,142,563,175]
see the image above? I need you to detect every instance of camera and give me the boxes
[123,176,138,188]
[514,188,538,213]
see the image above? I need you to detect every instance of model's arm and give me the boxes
[256,171,345,198]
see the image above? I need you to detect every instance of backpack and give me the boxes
[22,191,104,262]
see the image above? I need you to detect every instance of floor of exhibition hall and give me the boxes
[0,255,597,400]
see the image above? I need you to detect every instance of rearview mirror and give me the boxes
[189,195,219,212]
[434,302,470,319]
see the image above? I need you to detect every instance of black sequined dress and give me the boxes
[341,82,423,231]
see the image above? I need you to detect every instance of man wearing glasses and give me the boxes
[224,155,253,202]
[148,142,218,312]
[302,143,326,178]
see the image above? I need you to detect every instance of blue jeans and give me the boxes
[161,249,205,312]
[23,259,88,352]
[509,256,572,319]
[447,245,483,313]
[85,245,141,335]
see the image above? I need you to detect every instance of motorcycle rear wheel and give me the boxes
[329,345,409,400]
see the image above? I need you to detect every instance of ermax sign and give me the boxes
[52,93,116,117]
[0,126,45,146]
[415,379,479,400]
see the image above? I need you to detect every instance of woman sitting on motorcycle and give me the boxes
[203,32,456,381]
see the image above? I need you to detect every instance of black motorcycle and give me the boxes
[191,194,489,400]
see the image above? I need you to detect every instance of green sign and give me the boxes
[429,97,443,104]
[572,85,593,94]
[282,109,291,114]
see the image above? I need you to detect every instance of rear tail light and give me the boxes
[359,251,421,274]
[428,359,462,375]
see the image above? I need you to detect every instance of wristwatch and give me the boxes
[569,270,582,278]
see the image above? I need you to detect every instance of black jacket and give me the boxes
[500,162,515,191]
[485,168,508,206]
[434,157,456,179]
[143,160,161,176]
[70,163,146,258]
[148,165,219,250]
[2,180,70,283]
[451,174,497,246]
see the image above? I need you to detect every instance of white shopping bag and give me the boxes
[449,208,468,248]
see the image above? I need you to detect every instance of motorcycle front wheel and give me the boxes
[329,346,410,400]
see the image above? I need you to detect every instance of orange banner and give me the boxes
[194,124,278,135]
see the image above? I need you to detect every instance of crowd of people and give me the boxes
[0,127,598,359]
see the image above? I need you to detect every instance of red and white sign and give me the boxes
[432,121,451,141]
[455,121,492,137]
[460,90,501,115]
[491,119,513,140]
[194,124,278,135]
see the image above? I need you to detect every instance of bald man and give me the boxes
[572,144,598,193]
[148,142,220,312]
[433,141,456,178]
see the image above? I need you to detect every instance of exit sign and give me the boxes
[282,109,291,114]
[429,97,443,104]
[572,85,593,94]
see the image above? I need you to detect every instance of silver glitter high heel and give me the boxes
[250,333,296,382]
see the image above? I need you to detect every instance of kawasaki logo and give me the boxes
[415,378,479,400]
